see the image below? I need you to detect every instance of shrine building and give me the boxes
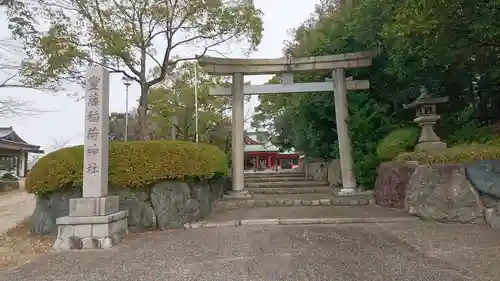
[244,131,301,171]
[0,127,44,178]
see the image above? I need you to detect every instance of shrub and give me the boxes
[438,108,495,145]
[394,143,500,164]
[376,127,420,161]
[26,140,228,195]
[0,172,17,181]
[347,92,395,188]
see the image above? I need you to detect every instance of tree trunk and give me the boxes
[137,85,149,140]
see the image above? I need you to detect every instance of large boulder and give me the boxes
[374,161,417,209]
[465,160,500,199]
[463,160,500,228]
[485,207,500,228]
[405,164,484,223]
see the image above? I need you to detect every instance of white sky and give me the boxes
[0,0,320,151]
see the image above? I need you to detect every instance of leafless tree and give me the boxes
[50,137,71,150]
[0,36,51,117]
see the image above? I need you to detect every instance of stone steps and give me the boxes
[247,187,332,194]
[245,177,313,183]
[245,181,329,188]
[250,193,340,200]
[215,195,373,209]
[221,171,374,210]
[244,172,305,179]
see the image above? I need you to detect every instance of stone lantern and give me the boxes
[403,86,449,152]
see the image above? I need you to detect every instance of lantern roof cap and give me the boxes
[403,86,449,109]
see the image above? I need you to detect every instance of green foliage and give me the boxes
[376,127,420,161]
[7,0,264,137]
[26,141,228,195]
[147,62,232,147]
[438,109,496,145]
[267,90,393,187]
[395,143,500,164]
[251,0,500,188]
[348,92,395,187]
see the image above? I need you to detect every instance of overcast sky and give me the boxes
[0,0,320,152]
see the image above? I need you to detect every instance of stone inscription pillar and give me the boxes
[82,69,110,198]
[53,67,128,250]
[333,68,357,194]
[226,72,249,198]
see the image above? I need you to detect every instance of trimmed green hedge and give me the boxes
[26,140,228,195]
[394,143,500,164]
[376,127,420,161]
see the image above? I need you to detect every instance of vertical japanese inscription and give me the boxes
[83,67,109,198]
[85,75,101,174]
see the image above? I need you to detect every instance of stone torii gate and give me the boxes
[198,50,376,197]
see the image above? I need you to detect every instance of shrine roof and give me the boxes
[244,131,301,153]
[0,127,44,153]
[244,144,280,153]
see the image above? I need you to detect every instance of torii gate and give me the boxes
[198,50,376,197]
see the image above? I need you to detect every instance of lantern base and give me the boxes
[415,141,447,152]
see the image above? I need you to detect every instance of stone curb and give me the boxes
[184,217,419,229]
[335,191,373,197]
[246,183,330,188]
[245,187,332,194]
[216,197,375,209]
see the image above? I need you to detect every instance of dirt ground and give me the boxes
[0,220,55,270]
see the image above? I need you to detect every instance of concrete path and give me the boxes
[1,221,500,281]
[207,205,411,221]
[0,191,36,234]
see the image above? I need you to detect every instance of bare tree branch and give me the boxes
[0,98,50,117]
[50,137,72,150]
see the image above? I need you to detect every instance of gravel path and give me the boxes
[2,221,500,281]
[0,191,36,234]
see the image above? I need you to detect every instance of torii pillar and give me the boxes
[229,72,248,198]
[333,68,356,194]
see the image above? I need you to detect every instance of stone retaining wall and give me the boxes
[374,160,500,228]
[30,177,229,235]
[302,159,342,187]
[0,180,19,193]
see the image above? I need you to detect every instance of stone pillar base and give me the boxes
[53,196,128,250]
[223,190,251,199]
[415,141,447,152]
[337,188,356,196]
